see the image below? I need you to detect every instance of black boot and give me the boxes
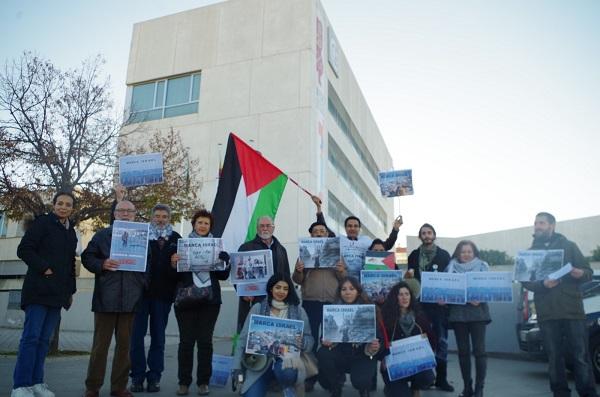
[435,359,455,392]
[473,385,483,397]
[458,380,473,397]
[359,390,370,397]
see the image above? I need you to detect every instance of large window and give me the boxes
[128,73,201,123]
[0,211,7,237]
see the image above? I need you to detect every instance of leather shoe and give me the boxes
[110,390,134,397]
[146,383,160,393]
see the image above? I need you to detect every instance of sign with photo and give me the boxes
[340,237,369,279]
[466,272,513,303]
[110,221,149,272]
[378,169,414,198]
[385,334,436,381]
[245,315,304,358]
[514,249,564,282]
[119,152,164,187]
[420,272,467,304]
[230,250,273,285]
[361,270,403,303]
[322,304,376,343]
[209,354,234,388]
[298,237,340,268]
[235,282,268,297]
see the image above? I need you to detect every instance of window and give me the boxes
[0,211,7,237]
[128,72,201,123]
[7,291,21,310]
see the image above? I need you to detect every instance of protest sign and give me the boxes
[119,152,164,187]
[177,238,224,272]
[245,315,304,358]
[385,334,436,381]
[340,237,369,279]
[110,220,149,272]
[364,251,396,270]
[514,250,564,282]
[466,271,513,303]
[378,169,414,198]
[230,250,273,284]
[361,270,403,303]
[298,237,340,268]
[420,272,467,304]
[322,304,376,343]
[209,354,234,387]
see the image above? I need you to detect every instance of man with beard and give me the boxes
[522,212,597,397]
[236,216,290,332]
[129,204,181,393]
[406,223,454,392]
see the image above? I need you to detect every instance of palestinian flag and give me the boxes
[211,133,288,252]
[364,250,397,270]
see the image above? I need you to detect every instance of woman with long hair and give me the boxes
[170,209,230,396]
[232,274,314,397]
[379,281,436,397]
[446,240,491,397]
[317,277,380,397]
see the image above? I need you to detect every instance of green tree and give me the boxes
[591,246,600,262]
[479,249,513,266]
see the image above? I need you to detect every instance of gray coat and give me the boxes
[81,226,149,313]
[232,300,314,394]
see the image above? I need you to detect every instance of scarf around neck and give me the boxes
[270,299,289,319]
[447,257,489,273]
[189,230,212,287]
[398,311,416,337]
[149,223,173,241]
[419,244,438,271]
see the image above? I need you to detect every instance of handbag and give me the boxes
[174,282,213,309]
[300,351,319,378]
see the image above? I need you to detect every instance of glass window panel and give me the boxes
[131,83,155,111]
[165,75,191,106]
[155,81,165,107]
[129,109,162,124]
[191,74,201,101]
[164,102,198,118]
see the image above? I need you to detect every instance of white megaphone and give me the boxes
[242,353,269,372]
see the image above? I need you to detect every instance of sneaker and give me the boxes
[11,387,34,397]
[176,385,189,396]
[129,382,144,393]
[146,382,160,393]
[197,384,209,395]
[32,384,54,397]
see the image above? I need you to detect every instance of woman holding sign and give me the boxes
[232,274,314,397]
[446,241,491,397]
[379,281,436,397]
[317,277,381,397]
[170,210,231,396]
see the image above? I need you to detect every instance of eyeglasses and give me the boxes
[115,209,136,213]
[258,224,274,228]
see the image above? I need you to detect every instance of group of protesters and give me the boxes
[10,187,598,397]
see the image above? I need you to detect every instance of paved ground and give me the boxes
[0,327,584,396]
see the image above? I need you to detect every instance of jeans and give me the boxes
[175,305,221,386]
[243,359,298,397]
[13,304,61,388]
[302,300,325,353]
[453,321,487,389]
[129,298,172,384]
[539,319,598,397]
[425,305,449,361]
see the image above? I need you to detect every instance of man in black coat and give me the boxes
[407,223,454,392]
[82,200,149,397]
[12,192,78,397]
[129,204,181,393]
[235,215,290,332]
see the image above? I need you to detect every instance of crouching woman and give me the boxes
[233,274,314,397]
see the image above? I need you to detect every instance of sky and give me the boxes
[2,0,599,240]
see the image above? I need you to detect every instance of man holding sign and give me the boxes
[82,201,150,397]
[522,212,597,397]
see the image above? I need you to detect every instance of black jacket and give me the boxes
[81,226,149,313]
[174,267,231,307]
[17,213,78,310]
[147,231,181,303]
[407,246,451,282]
[238,235,290,279]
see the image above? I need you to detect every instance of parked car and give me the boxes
[516,274,600,381]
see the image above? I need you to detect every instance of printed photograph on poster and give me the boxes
[378,169,414,198]
[110,220,149,272]
[119,152,164,187]
[209,354,234,388]
[385,334,436,381]
[364,250,396,270]
[298,237,340,268]
[322,304,376,343]
[466,272,513,303]
[361,270,403,303]
[513,249,565,282]
[420,272,466,304]
[230,250,273,284]
[245,315,304,358]
[340,238,368,278]
[177,238,225,272]
[235,282,267,297]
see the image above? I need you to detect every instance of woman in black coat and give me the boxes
[12,192,78,397]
